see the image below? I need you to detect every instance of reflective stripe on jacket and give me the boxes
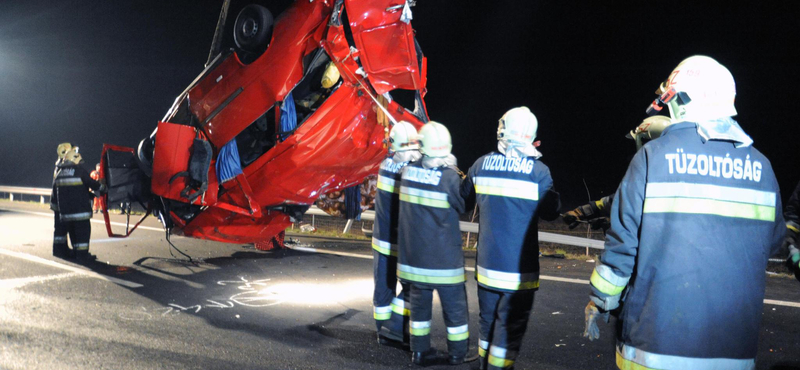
[594,122,784,367]
[53,163,100,222]
[461,152,560,291]
[397,161,466,285]
[372,157,411,256]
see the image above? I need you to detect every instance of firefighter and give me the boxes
[51,143,73,258]
[90,163,102,213]
[459,107,560,370]
[784,181,800,281]
[584,56,785,369]
[373,121,421,346]
[52,147,105,262]
[397,121,469,366]
[562,115,673,231]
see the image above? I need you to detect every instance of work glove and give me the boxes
[588,217,611,232]
[787,245,800,282]
[583,301,609,341]
[562,204,594,229]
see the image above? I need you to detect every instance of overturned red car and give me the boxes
[100,0,428,243]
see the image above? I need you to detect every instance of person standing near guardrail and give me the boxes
[372,121,421,348]
[583,56,785,370]
[397,121,469,366]
[52,146,105,262]
[51,143,74,257]
[459,107,560,370]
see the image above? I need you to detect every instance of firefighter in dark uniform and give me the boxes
[397,121,468,366]
[584,56,785,370]
[372,121,421,346]
[51,142,74,257]
[562,115,673,232]
[784,181,800,281]
[52,146,104,262]
[460,107,560,370]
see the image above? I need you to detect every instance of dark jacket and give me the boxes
[372,157,412,256]
[397,160,466,285]
[591,122,784,369]
[460,151,560,291]
[53,162,101,221]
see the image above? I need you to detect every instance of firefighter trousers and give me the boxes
[478,287,536,370]
[53,213,91,259]
[409,283,469,357]
[373,250,409,341]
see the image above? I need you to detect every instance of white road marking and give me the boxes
[0,248,142,288]
[287,244,800,309]
[0,273,79,290]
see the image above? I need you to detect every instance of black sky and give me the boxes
[2,1,798,209]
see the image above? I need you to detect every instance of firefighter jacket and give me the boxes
[591,121,785,369]
[785,181,800,237]
[397,160,466,285]
[52,162,101,221]
[372,157,412,256]
[460,151,560,291]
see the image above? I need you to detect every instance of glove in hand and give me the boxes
[583,301,609,341]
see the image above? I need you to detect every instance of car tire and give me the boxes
[233,4,274,55]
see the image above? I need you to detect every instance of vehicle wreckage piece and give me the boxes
[99,0,429,243]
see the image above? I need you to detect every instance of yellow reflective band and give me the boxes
[616,351,657,370]
[474,177,538,201]
[788,224,800,233]
[374,312,391,320]
[409,321,431,336]
[391,304,410,317]
[590,269,626,296]
[377,176,398,194]
[477,273,539,291]
[447,332,469,341]
[478,347,487,358]
[397,271,467,284]
[399,193,450,208]
[488,355,515,368]
[643,198,775,222]
[372,238,397,256]
[55,177,83,186]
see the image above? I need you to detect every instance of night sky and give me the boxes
[2,1,798,209]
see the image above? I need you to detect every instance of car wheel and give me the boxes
[233,4,274,55]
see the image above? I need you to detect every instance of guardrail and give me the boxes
[0,186,50,203]
[4,185,785,259]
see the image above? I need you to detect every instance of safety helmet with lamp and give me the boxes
[497,106,538,144]
[646,55,737,122]
[418,121,452,158]
[389,121,420,152]
[57,142,73,159]
[65,147,83,165]
[626,115,674,150]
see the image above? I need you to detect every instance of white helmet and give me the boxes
[647,55,737,122]
[389,121,420,152]
[626,115,674,150]
[418,121,452,158]
[497,106,538,144]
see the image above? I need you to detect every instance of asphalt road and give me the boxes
[1,201,799,370]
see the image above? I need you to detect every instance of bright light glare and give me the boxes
[258,278,373,305]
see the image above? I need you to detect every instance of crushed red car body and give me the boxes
[100,0,428,243]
